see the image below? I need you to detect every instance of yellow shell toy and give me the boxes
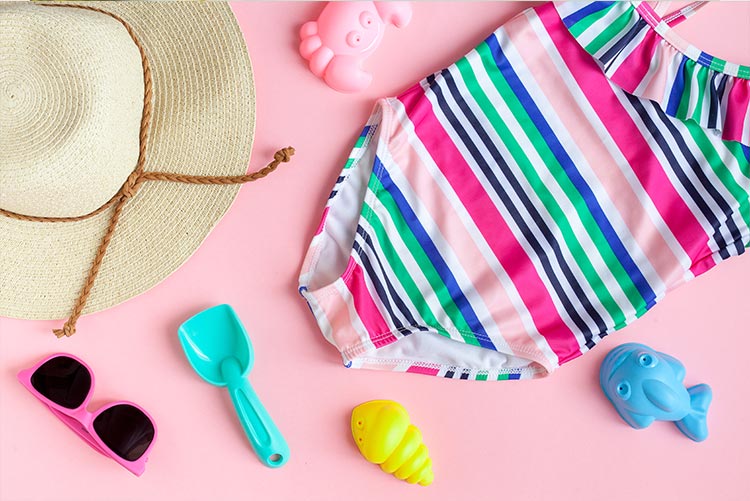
[351,400,434,486]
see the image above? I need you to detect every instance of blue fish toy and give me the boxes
[600,343,712,442]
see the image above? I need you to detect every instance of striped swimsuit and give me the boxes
[299,1,750,380]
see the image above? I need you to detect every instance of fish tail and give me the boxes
[675,384,712,442]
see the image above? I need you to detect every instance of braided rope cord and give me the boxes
[1,3,294,337]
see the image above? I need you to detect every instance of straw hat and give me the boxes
[0,1,293,335]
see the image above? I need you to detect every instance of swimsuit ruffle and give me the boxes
[555,1,750,147]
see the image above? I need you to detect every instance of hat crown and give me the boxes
[0,3,143,218]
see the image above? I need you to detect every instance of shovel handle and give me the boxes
[222,358,289,467]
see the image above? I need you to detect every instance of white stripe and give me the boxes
[686,62,702,118]
[301,289,336,347]
[334,279,376,357]
[633,36,664,96]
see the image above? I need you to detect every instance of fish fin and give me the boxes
[675,384,712,442]
[659,352,686,382]
[620,409,655,430]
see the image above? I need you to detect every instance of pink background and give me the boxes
[2,2,750,500]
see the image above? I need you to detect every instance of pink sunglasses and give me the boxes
[17,353,157,476]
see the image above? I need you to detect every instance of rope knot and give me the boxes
[121,171,143,199]
[52,324,76,338]
[274,147,295,164]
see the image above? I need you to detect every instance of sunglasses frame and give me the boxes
[17,353,157,476]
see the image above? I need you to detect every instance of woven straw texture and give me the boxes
[0,1,255,320]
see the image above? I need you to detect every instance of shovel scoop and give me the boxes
[178,304,289,467]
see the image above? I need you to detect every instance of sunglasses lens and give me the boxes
[30,356,91,409]
[93,404,155,462]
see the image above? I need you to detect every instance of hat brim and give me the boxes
[0,1,255,320]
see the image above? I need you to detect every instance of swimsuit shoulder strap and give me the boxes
[652,1,707,27]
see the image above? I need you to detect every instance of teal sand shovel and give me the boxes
[178,304,289,467]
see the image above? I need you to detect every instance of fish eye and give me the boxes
[615,381,631,400]
[638,353,656,368]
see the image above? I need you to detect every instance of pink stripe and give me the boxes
[398,85,582,364]
[665,13,688,27]
[611,30,659,92]
[345,259,398,348]
[314,207,329,236]
[639,42,673,101]
[511,14,685,287]
[406,365,440,376]
[539,3,710,262]
[723,79,750,144]
[316,288,367,352]
[386,114,552,367]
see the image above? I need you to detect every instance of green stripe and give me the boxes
[343,158,355,170]
[365,177,482,346]
[723,141,750,179]
[354,136,367,148]
[476,373,488,381]
[475,41,647,314]
[455,54,627,326]
[585,8,634,55]
[677,60,698,118]
[568,2,617,38]
[690,64,708,123]
[708,57,726,74]
[497,373,510,381]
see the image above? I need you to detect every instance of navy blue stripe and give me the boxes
[710,74,729,130]
[355,225,428,333]
[651,103,746,256]
[600,19,647,70]
[433,70,607,344]
[488,33,658,307]
[706,73,720,130]
[352,239,406,332]
[561,1,613,28]
[624,95,732,259]
[373,157,497,350]
[444,368,456,379]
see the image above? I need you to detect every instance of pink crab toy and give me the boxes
[299,2,413,93]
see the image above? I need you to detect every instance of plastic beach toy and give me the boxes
[351,400,434,486]
[178,304,290,467]
[600,343,712,442]
[299,2,412,93]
